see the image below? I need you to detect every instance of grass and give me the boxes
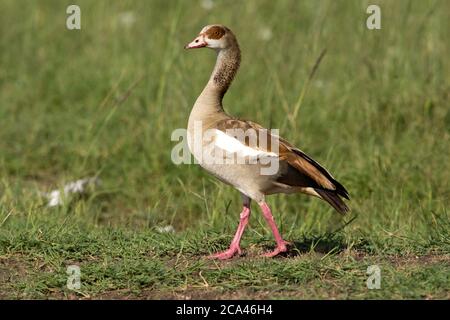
[0,0,449,299]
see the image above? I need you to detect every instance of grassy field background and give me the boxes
[0,0,449,299]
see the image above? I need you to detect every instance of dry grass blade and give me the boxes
[290,48,327,125]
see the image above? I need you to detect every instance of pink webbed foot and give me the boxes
[207,245,242,260]
[262,242,289,258]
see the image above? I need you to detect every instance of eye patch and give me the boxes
[205,26,225,39]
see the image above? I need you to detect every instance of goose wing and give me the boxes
[214,118,349,199]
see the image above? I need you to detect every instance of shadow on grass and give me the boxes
[263,216,365,257]
[291,236,348,255]
[259,234,350,258]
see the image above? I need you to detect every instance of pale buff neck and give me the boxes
[189,44,241,128]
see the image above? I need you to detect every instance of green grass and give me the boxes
[0,0,449,299]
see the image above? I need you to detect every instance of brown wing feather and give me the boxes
[277,140,349,199]
[290,148,349,199]
[279,145,335,190]
[214,118,349,200]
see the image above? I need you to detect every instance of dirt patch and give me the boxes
[386,253,450,267]
[0,254,30,299]
[337,249,450,266]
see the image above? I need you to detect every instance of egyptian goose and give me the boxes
[184,25,349,259]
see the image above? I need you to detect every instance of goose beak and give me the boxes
[184,36,207,49]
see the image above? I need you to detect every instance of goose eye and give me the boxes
[195,39,199,43]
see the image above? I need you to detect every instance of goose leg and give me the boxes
[208,196,251,260]
[259,202,289,257]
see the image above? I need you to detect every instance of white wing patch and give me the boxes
[212,129,278,159]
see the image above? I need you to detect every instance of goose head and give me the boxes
[184,25,235,51]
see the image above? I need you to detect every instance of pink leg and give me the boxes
[259,202,289,257]
[208,204,251,260]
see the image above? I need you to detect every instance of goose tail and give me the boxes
[314,189,350,215]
